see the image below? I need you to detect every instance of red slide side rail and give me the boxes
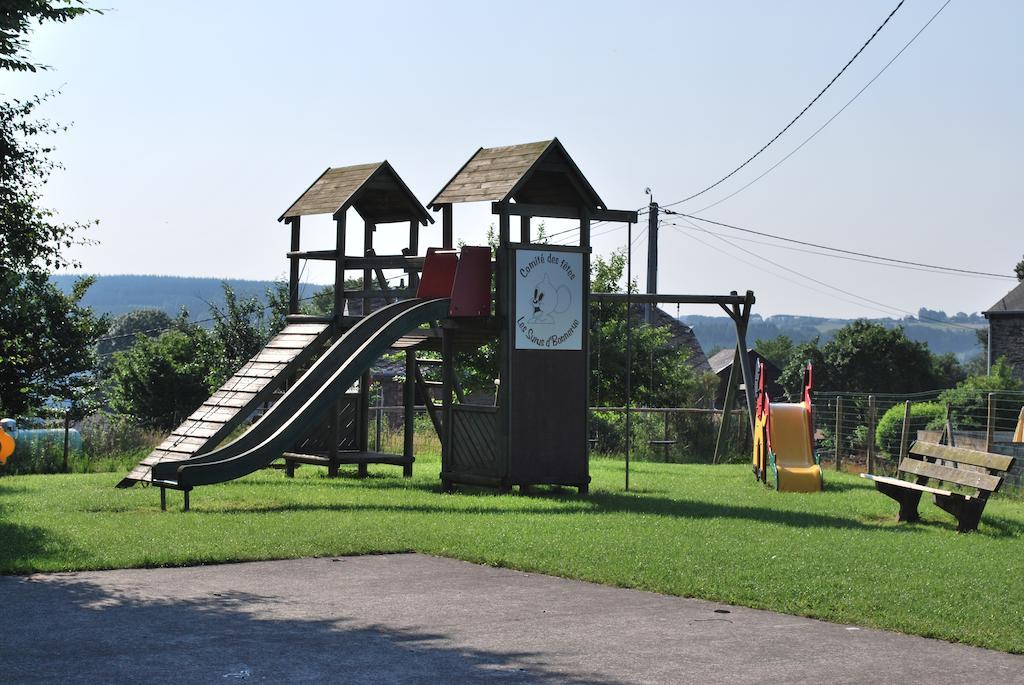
[416,248,459,300]
[449,246,492,317]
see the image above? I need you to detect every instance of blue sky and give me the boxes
[5,0,1021,317]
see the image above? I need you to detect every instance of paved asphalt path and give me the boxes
[1,554,1021,684]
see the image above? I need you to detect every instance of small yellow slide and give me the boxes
[752,361,823,492]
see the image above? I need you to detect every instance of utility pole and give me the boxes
[645,199,659,323]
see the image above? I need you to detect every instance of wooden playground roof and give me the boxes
[428,138,606,210]
[279,161,433,225]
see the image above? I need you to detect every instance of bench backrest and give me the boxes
[903,441,1015,494]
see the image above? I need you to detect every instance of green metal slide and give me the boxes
[151,297,450,489]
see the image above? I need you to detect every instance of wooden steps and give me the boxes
[118,322,331,486]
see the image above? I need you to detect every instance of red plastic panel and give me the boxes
[416,248,459,299]
[449,246,492,317]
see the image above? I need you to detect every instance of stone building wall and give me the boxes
[989,315,1024,382]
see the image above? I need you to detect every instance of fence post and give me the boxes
[898,400,911,467]
[834,396,843,471]
[866,395,876,474]
[986,393,995,452]
[62,410,70,473]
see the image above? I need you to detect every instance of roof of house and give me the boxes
[985,280,1024,315]
[279,161,433,225]
[428,138,605,209]
[644,306,710,374]
[707,348,777,376]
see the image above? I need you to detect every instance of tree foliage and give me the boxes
[95,308,173,357]
[754,334,796,370]
[0,0,96,73]
[106,313,214,429]
[0,272,107,415]
[589,251,704,408]
[1,4,106,416]
[1015,255,1024,282]
[778,320,940,397]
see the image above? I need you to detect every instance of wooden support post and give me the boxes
[334,214,347,322]
[363,220,375,316]
[898,400,912,470]
[834,396,844,471]
[579,216,590,249]
[288,217,301,314]
[404,352,415,477]
[986,393,996,452]
[867,395,876,474]
[944,404,957,447]
[498,207,510,245]
[442,331,455,468]
[442,204,453,249]
[712,346,741,465]
[408,219,420,291]
[520,215,531,244]
[732,293,757,434]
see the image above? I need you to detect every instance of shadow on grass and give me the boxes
[0,572,629,684]
[190,488,900,533]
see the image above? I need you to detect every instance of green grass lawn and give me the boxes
[2,455,1023,653]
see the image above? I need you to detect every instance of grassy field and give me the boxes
[2,455,1023,653]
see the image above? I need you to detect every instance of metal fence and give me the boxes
[812,389,1024,486]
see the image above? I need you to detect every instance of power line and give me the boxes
[659,222,1003,280]
[667,0,906,208]
[666,216,981,330]
[688,0,954,214]
[666,210,1011,279]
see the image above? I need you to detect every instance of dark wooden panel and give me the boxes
[508,347,588,486]
[451,406,501,477]
[909,441,1014,472]
[899,458,1002,492]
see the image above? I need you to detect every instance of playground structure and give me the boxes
[120,138,761,509]
[752,360,824,492]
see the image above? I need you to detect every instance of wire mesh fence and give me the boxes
[812,389,1024,486]
[4,391,1021,481]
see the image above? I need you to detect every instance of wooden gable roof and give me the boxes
[279,161,433,225]
[429,138,605,210]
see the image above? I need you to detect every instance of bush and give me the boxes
[875,401,946,457]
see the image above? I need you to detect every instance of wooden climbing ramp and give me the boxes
[117,322,331,487]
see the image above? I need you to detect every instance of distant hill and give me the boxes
[49,274,321,319]
[681,312,986,361]
[51,275,987,361]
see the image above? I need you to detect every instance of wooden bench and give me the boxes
[860,441,1015,532]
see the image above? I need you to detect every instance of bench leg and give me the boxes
[160,487,166,512]
[403,460,413,478]
[933,493,985,533]
[285,460,295,478]
[357,463,368,479]
[875,481,921,523]
[327,461,339,478]
[183,489,190,512]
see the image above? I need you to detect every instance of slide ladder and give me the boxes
[752,361,823,493]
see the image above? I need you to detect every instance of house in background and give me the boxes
[983,280,1024,382]
[708,348,783,408]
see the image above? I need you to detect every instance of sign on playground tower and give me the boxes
[514,249,583,351]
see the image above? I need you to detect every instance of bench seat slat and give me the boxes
[909,440,1013,472]
[860,473,958,498]
[898,457,1002,492]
